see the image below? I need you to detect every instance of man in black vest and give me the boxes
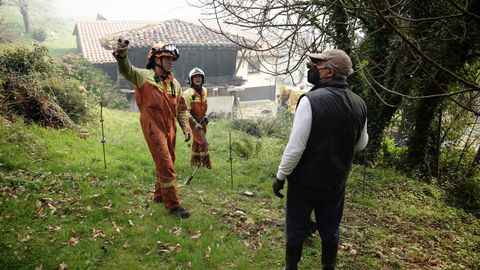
[273,49,368,270]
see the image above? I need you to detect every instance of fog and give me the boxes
[52,0,206,21]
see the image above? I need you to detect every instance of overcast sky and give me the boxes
[52,0,207,21]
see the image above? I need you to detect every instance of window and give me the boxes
[247,58,261,74]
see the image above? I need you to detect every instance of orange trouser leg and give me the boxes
[141,122,181,210]
[191,125,211,168]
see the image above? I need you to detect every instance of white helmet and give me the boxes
[188,67,205,84]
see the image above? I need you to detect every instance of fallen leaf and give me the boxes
[226,262,236,268]
[35,200,42,208]
[191,231,202,239]
[171,226,182,236]
[69,236,80,246]
[19,234,31,243]
[2,211,14,219]
[122,242,129,249]
[55,262,67,270]
[112,221,123,233]
[233,210,246,216]
[242,191,254,197]
[339,242,357,256]
[92,229,106,239]
[34,265,42,270]
[204,245,211,260]
[14,251,24,260]
[157,241,182,253]
[128,220,135,227]
[48,225,62,232]
[428,257,444,266]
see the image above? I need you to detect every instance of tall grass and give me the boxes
[0,109,479,269]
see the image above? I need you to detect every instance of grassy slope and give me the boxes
[0,109,479,270]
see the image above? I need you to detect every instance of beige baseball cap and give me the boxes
[307,49,353,76]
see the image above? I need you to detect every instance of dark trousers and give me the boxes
[285,187,345,247]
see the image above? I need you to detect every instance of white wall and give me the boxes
[235,51,308,91]
[235,54,276,88]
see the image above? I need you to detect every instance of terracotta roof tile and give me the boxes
[74,19,239,64]
[74,20,163,64]
[101,19,238,49]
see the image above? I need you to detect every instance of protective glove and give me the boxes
[190,116,203,131]
[272,177,285,199]
[201,116,209,125]
[183,129,192,142]
[112,38,129,59]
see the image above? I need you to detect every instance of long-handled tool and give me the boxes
[100,98,107,170]
[179,118,209,187]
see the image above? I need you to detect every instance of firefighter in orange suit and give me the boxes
[113,39,192,219]
[183,67,211,169]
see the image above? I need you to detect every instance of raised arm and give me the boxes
[112,39,147,88]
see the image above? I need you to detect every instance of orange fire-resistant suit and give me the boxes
[117,57,191,210]
[183,86,211,168]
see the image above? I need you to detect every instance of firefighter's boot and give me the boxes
[321,242,338,270]
[170,207,191,219]
[284,244,302,270]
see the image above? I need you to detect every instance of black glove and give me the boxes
[272,177,285,198]
[201,116,209,125]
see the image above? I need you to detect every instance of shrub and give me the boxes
[58,56,128,110]
[231,108,293,139]
[232,119,262,137]
[455,173,480,214]
[0,45,69,127]
[231,137,262,159]
[31,29,47,42]
[0,44,54,76]
[257,108,293,138]
[379,135,407,169]
[42,77,91,124]
[1,74,74,128]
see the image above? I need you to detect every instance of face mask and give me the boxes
[307,63,320,85]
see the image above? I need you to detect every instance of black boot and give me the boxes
[321,242,338,270]
[285,244,303,270]
[170,207,191,219]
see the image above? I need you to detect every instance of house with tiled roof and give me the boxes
[73,19,276,111]
[73,20,164,79]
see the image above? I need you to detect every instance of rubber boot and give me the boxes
[321,242,338,270]
[170,207,191,219]
[284,244,303,270]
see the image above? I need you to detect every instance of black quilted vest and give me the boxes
[288,81,367,201]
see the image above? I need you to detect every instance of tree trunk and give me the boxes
[19,4,31,34]
[405,87,442,176]
[331,3,351,53]
[352,15,409,164]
